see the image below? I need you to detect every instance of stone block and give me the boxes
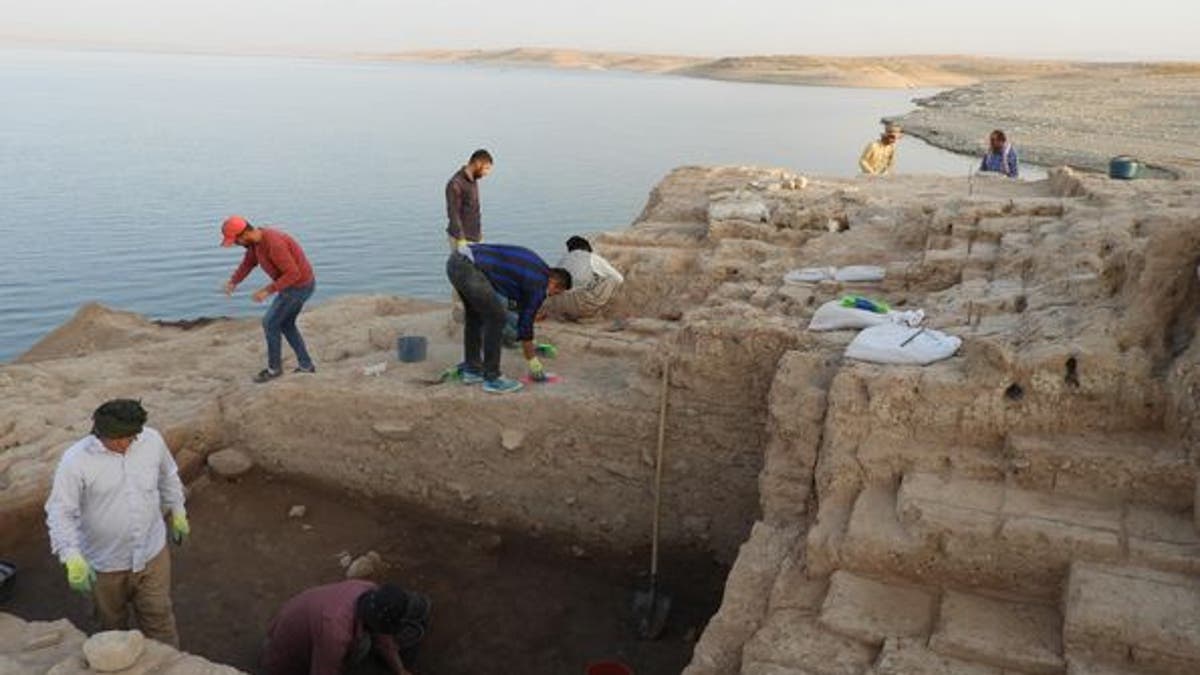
[1001,489,1121,533]
[1065,657,1142,675]
[930,591,1064,674]
[1064,562,1200,671]
[817,571,935,646]
[742,610,875,675]
[998,516,1121,563]
[872,638,1001,675]
[897,473,1002,538]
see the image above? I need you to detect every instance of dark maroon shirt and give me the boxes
[445,168,482,242]
[262,580,398,675]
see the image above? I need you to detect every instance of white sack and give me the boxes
[845,323,961,365]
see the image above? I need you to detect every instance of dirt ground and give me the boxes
[1,471,726,675]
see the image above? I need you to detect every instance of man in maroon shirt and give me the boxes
[221,215,317,383]
[262,580,429,675]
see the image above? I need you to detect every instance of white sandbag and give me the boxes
[834,265,886,282]
[785,267,835,284]
[808,301,891,331]
[845,323,961,366]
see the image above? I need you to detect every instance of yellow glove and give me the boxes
[170,511,190,545]
[65,553,95,594]
[527,357,546,382]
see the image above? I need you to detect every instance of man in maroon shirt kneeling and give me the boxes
[220,215,317,383]
[262,580,430,675]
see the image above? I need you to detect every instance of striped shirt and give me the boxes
[467,244,551,341]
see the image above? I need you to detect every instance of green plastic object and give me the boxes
[840,295,890,314]
[535,342,559,359]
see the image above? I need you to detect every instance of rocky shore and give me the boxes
[896,64,1200,179]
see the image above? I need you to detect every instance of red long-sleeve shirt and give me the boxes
[229,227,314,294]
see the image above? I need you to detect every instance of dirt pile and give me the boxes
[3,165,1200,673]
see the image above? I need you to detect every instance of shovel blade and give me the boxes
[632,587,672,640]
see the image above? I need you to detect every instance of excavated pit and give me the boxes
[2,472,727,674]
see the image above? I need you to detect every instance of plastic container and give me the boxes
[1109,156,1142,180]
[586,662,633,675]
[396,336,427,363]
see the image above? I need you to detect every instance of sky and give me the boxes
[1,0,1196,61]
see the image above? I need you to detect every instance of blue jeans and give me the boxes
[262,283,314,372]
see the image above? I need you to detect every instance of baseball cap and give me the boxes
[221,215,250,247]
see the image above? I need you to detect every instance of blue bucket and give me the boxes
[397,336,427,363]
[1109,156,1142,180]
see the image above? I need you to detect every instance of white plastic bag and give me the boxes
[845,323,961,365]
[834,265,886,282]
[808,303,926,332]
[785,267,835,284]
[808,301,891,331]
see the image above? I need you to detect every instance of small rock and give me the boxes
[207,449,253,478]
[372,421,413,438]
[23,628,63,651]
[346,551,384,579]
[288,505,307,519]
[300,524,314,532]
[570,545,588,559]
[336,551,353,568]
[500,429,526,451]
[564,496,577,506]
[83,630,145,672]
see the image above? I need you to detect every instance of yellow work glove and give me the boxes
[170,511,190,545]
[64,553,95,594]
[527,357,547,382]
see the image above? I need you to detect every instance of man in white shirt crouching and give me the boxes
[544,236,625,321]
[45,399,189,646]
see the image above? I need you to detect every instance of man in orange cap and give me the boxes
[220,216,317,383]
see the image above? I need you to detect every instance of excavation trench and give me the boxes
[2,314,773,674]
[4,471,728,673]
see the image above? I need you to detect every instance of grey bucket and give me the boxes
[397,336,428,363]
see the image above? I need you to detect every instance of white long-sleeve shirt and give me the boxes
[45,427,186,573]
[557,250,625,290]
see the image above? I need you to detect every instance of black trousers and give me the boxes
[446,253,508,380]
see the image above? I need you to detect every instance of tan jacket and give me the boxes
[859,140,896,175]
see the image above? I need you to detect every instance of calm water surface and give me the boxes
[0,49,987,360]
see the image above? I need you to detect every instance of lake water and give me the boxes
[0,48,986,361]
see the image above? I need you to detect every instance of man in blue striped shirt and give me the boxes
[447,243,572,393]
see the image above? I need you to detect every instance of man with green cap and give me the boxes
[44,399,189,646]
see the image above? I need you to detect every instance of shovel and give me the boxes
[632,358,673,640]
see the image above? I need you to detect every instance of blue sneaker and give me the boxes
[459,368,485,385]
[482,376,523,394]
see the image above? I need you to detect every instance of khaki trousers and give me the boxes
[93,546,180,647]
[544,276,620,320]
